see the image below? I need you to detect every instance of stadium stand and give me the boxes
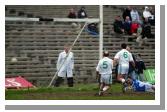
[5,5,155,86]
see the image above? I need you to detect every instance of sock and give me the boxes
[103,86,109,91]
[121,78,125,83]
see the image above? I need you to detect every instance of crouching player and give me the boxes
[96,51,113,96]
[123,77,155,93]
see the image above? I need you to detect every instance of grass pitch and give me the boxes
[5,83,155,100]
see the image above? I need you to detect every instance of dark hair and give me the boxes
[81,6,85,9]
[121,43,127,49]
[103,51,109,57]
[127,76,131,79]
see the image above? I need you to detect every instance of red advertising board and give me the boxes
[5,76,34,89]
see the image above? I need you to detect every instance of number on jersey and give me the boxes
[123,52,128,58]
[103,61,108,69]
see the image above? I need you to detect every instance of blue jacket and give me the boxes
[132,79,145,91]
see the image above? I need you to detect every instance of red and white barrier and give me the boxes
[5,76,34,89]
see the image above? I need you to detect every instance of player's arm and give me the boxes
[113,54,119,66]
[113,52,119,66]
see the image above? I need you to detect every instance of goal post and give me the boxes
[99,5,103,59]
[5,17,100,23]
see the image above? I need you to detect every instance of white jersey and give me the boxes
[114,49,134,66]
[96,57,113,75]
[57,51,74,77]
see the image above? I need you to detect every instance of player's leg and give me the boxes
[99,82,105,96]
[145,82,155,92]
[54,76,64,87]
[120,65,130,92]
[98,75,105,96]
[103,74,112,93]
[152,85,155,90]
[103,85,110,91]
[99,75,112,96]
[123,65,129,80]
[117,74,126,84]
[67,77,74,87]
[97,74,101,89]
[117,65,126,83]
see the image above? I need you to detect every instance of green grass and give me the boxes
[5,83,155,100]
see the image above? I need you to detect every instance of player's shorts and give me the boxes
[100,74,112,84]
[118,64,129,75]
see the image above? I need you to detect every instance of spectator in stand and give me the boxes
[113,16,124,34]
[135,54,146,81]
[78,6,88,18]
[142,18,152,40]
[85,16,99,35]
[149,6,155,16]
[67,8,80,29]
[150,7,155,26]
[143,6,155,26]
[67,8,77,18]
[123,16,132,35]
[137,24,143,36]
[131,21,139,36]
[122,6,132,21]
[130,7,140,23]
[87,23,99,35]
[136,24,143,46]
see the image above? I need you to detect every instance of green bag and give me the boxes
[143,69,155,84]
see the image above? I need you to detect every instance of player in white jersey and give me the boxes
[96,51,113,96]
[114,43,135,83]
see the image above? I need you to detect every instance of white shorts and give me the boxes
[100,74,112,84]
[118,64,129,75]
